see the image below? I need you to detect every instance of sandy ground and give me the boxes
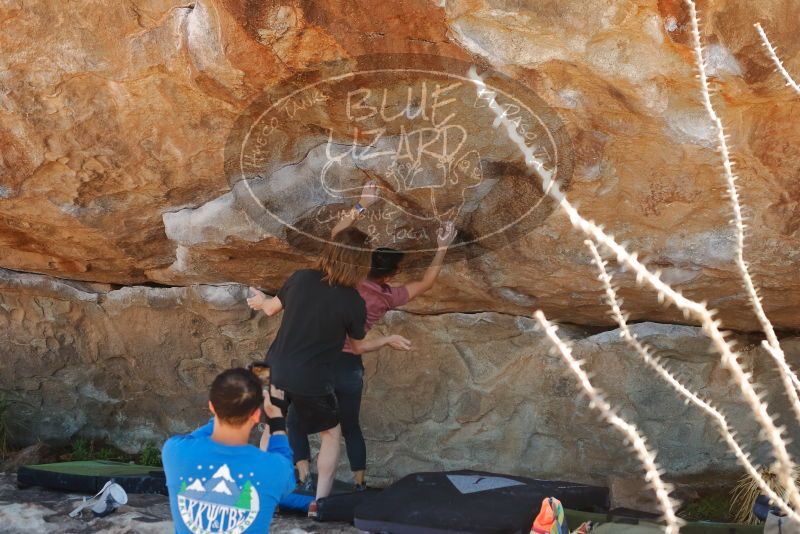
[0,473,362,533]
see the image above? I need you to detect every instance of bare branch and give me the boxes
[763,341,800,395]
[585,239,799,521]
[534,311,681,533]
[755,22,800,94]
[688,4,800,428]
[685,0,800,506]
[468,3,800,506]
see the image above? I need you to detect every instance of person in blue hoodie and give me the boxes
[162,368,312,534]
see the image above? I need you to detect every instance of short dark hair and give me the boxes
[369,248,405,279]
[209,368,264,425]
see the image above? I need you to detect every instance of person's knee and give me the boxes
[320,424,342,441]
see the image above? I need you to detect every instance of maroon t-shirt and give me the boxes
[342,280,410,355]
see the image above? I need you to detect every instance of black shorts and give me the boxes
[282,391,339,435]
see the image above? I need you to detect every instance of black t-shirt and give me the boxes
[267,269,367,396]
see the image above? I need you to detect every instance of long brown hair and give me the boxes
[316,227,371,288]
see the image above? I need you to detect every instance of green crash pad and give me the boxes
[17,460,167,495]
[565,509,764,534]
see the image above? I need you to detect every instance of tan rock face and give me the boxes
[2,271,799,486]
[0,0,798,330]
[1,0,800,498]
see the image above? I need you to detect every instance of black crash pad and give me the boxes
[17,461,167,495]
[316,489,381,522]
[354,470,609,534]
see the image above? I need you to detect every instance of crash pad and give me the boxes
[353,470,609,534]
[17,460,166,495]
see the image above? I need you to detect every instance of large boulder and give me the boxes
[1,270,797,487]
[1,0,799,497]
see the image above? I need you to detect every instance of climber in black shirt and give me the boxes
[247,227,409,511]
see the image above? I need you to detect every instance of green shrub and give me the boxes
[679,494,732,523]
[71,437,92,461]
[139,442,162,467]
[68,438,134,463]
[96,446,118,461]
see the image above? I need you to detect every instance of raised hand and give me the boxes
[246,287,267,310]
[436,221,457,249]
[359,180,380,209]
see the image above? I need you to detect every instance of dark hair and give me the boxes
[316,228,371,288]
[209,368,264,425]
[369,247,405,279]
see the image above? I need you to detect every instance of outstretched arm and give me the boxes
[348,334,412,355]
[404,222,456,301]
[247,288,283,316]
[331,181,379,237]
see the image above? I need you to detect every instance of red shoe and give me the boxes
[307,501,318,520]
